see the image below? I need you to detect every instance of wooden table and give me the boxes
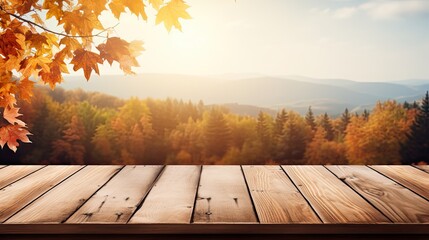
[0,165,428,239]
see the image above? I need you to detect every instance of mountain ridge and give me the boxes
[61,73,428,115]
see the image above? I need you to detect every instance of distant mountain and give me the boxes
[61,74,428,115]
[392,79,429,86]
[213,103,277,117]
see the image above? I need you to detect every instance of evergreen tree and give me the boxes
[256,111,273,158]
[320,113,334,141]
[401,91,429,164]
[403,101,411,109]
[305,106,316,131]
[279,112,311,164]
[204,108,231,158]
[339,108,351,135]
[362,109,370,120]
[274,109,287,137]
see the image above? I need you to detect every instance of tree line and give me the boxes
[1,87,428,165]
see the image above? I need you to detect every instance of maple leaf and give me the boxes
[0,93,16,109]
[109,0,147,20]
[40,52,69,88]
[0,124,31,152]
[156,0,191,32]
[128,40,145,57]
[71,48,103,80]
[25,31,48,50]
[20,55,51,78]
[0,29,23,57]
[97,37,130,65]
[149,0,164,10]
[31,13,44,25]
[18,78,35,101]
[43,0,65,20]
[3,106,26,126]
[79,0,108,15]
[59,10,103,36]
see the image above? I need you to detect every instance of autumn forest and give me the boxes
[1,86,428,165]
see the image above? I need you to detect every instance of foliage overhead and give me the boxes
[0,0,191,152]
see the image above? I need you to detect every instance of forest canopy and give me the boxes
[1,86,427,165]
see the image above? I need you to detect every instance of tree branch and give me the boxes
[0,6,118,39]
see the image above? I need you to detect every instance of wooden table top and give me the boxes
[0,165,428,234]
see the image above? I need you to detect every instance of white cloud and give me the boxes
[329,0,429,20]
[333,7,358,19]
[361,0,429,19]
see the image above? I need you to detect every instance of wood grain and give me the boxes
[370,165,429,201]
[415,165,429,173]
[242,165,320,223]
[0,166,82,222]
[0,166,44,189]
[282,165,389,223]
[193,165,257,223]
[6,166,121,224]
[328,165,429,223]
[67,166,162,223]
[130,165,200,223]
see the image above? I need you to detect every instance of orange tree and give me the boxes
[0,0,191,152]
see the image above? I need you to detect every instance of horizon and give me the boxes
[65,72,429,83]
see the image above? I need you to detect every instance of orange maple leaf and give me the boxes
[97,37,130,65]
[0,124,32,152]
[18,78,35,101]
[71,48,103,80]
[0,29,23,57]
[39,50,69,88]
[3,106,26,126]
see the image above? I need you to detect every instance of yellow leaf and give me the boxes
[79,0,107,15]
[156,0,191,32]
[109,0,147,20]
[128,40,144,57]
[59,10,103,36]
[31,13,44,25]
[149,0,163,10]
[21,56,51,78]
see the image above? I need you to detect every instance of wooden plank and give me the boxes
[370,165,429,201]
[6,166,121,224]
[282,165,388,223]
[415,165,429,173]
[67,165,162,223]
[242,165,320,223]
[0,166,44,189]
[193,165,257,223]
[0,166,82,222]
[327,165,429,223]
[129,165,200,223]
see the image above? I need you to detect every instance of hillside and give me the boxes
[61,74,428,114]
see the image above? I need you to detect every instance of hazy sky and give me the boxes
[94,0,429,81]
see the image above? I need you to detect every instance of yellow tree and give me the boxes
[345,101,414,164]
[304,126,347,165]
[0,0,191,152]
